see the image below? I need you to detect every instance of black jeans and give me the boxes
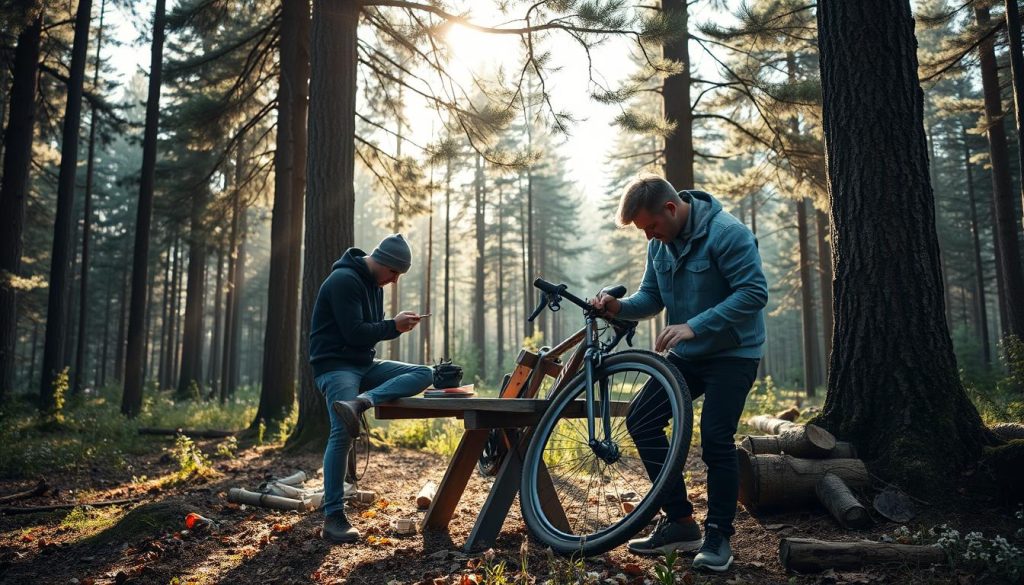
[625,354,759,537]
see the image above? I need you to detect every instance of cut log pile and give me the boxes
[225,470,375,512]
[739,414,870,532]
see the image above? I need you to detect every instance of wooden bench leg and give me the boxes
[422,428,489,530]
[464,430,570,551]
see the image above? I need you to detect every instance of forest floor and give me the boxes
[0,427,1021,585]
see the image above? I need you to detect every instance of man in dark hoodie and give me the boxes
[591,175,767,572]
[309,233,433,544]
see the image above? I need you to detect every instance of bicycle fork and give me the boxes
[584,321,621,464]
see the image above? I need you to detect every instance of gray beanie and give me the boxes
[370,234,412,273]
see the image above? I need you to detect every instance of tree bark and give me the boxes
[287,0,358,451]
[976,5,1024,342]
[815,0,991,494]
[421,189,433,364]
[0,13,42,401]
[797,198,819,396]
[815,472,870,529]
[114,238,129,382]
[496,185,505,374]
[122,0,168,416]
[963,126,991,367]
[815,209,833,372]
[207,239,224,395]
[662,0,693,190]
[255,0,310,427]
[176,189,209,399]
[738,451,869,509]
[39,0,94,411]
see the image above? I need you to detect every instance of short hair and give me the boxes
[616,175,680,227]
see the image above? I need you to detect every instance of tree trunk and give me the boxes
[207,239,224,395]
[815,0,991,495]
[443,158,452,359]
[976,5,1024,342]
[963,126,991,367]
[287,0,358,451]
[122,0,168,417]
[39,0,94,411]
[220,197,239,403]
[990,194,1009,336]
[176,189,209,399]
[422,189,433,364]
[662,0,693,190]
[255,0,310,427]
[496,186,505,374]
[0,14,42,402]
[224,196,246,398]
[99,272,113,387]
[1004,0,1024,224]
[797,198,819,397]
[114,239,129,382]
[73,0,107,394]
[815,209,833,373]
[474,154,486,380]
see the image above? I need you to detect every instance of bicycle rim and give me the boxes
[520,351,691,555]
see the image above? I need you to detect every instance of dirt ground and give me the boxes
[0,438,1018,585]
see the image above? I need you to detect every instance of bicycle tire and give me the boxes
[519,350,691,556]
[347,414,370,482]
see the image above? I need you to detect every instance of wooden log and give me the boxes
[741,435,857,459]
[227,488,310,511]
[991,422,1024,441]
[815,473,870,529]
[138,427,236,438]
[779,538,945,573]
[738,451,869,510]
[747,415,796,434]
[417,480,437,509]
[777,425,837,458]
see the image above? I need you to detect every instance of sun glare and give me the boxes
[443,22,511,68]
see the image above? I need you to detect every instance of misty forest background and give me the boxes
[0,0,1022,492]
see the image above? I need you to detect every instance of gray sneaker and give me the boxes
[692,525,733,572]
[627,517,703,555]
[332,396,371,438]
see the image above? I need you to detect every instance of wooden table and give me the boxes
[373,396,571,552]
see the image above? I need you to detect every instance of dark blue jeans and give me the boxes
[626,354,759,537]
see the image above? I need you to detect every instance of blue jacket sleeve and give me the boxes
[327,272,400,344]
[617,243,665,320]
[686,224,768,336]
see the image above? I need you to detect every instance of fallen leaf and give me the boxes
[623,563,643,576]
[873,488,915,523]
[271,523,292,533]
[361,509,378,519]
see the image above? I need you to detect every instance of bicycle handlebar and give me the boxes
[531,278,637,334]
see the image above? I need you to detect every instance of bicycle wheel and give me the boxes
[520,350,692,556]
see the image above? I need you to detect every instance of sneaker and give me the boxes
[332,397,371,438]
[627,517,703,555]
[322,512,360,543]
[692,524,733,572]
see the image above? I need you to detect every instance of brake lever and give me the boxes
[528,294,547,322]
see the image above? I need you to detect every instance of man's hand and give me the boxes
[655,324,695,353]
[395,311,422,333]
[588,292,622,317]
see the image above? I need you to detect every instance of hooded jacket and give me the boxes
[618,190,768,359]
[309,248,399,376]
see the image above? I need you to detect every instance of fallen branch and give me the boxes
[0,479,48,504]
[139,428,236,438]
[1,497,142,515]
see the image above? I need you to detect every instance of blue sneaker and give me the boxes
[692,524,733,572]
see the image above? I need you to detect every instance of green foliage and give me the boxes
[216,435,238,458]
[170,434,211,480]
[0,384,259,478]
[60,506,118,537]
[480,548,509,585]
[43,367,70,426]
[963,336,1024,425]
[653,549,680,585]
[544,548,595,585]
[257,418,266,446]
[894,524,1024,583]
[375,418,464,458]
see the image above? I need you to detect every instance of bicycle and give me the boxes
[495,278,693,556]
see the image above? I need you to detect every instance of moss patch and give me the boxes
[83,501,191,547]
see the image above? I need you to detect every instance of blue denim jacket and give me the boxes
[617,191,768,359]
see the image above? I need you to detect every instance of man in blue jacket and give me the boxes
[591,175,767,572]
[309,234,433,544]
